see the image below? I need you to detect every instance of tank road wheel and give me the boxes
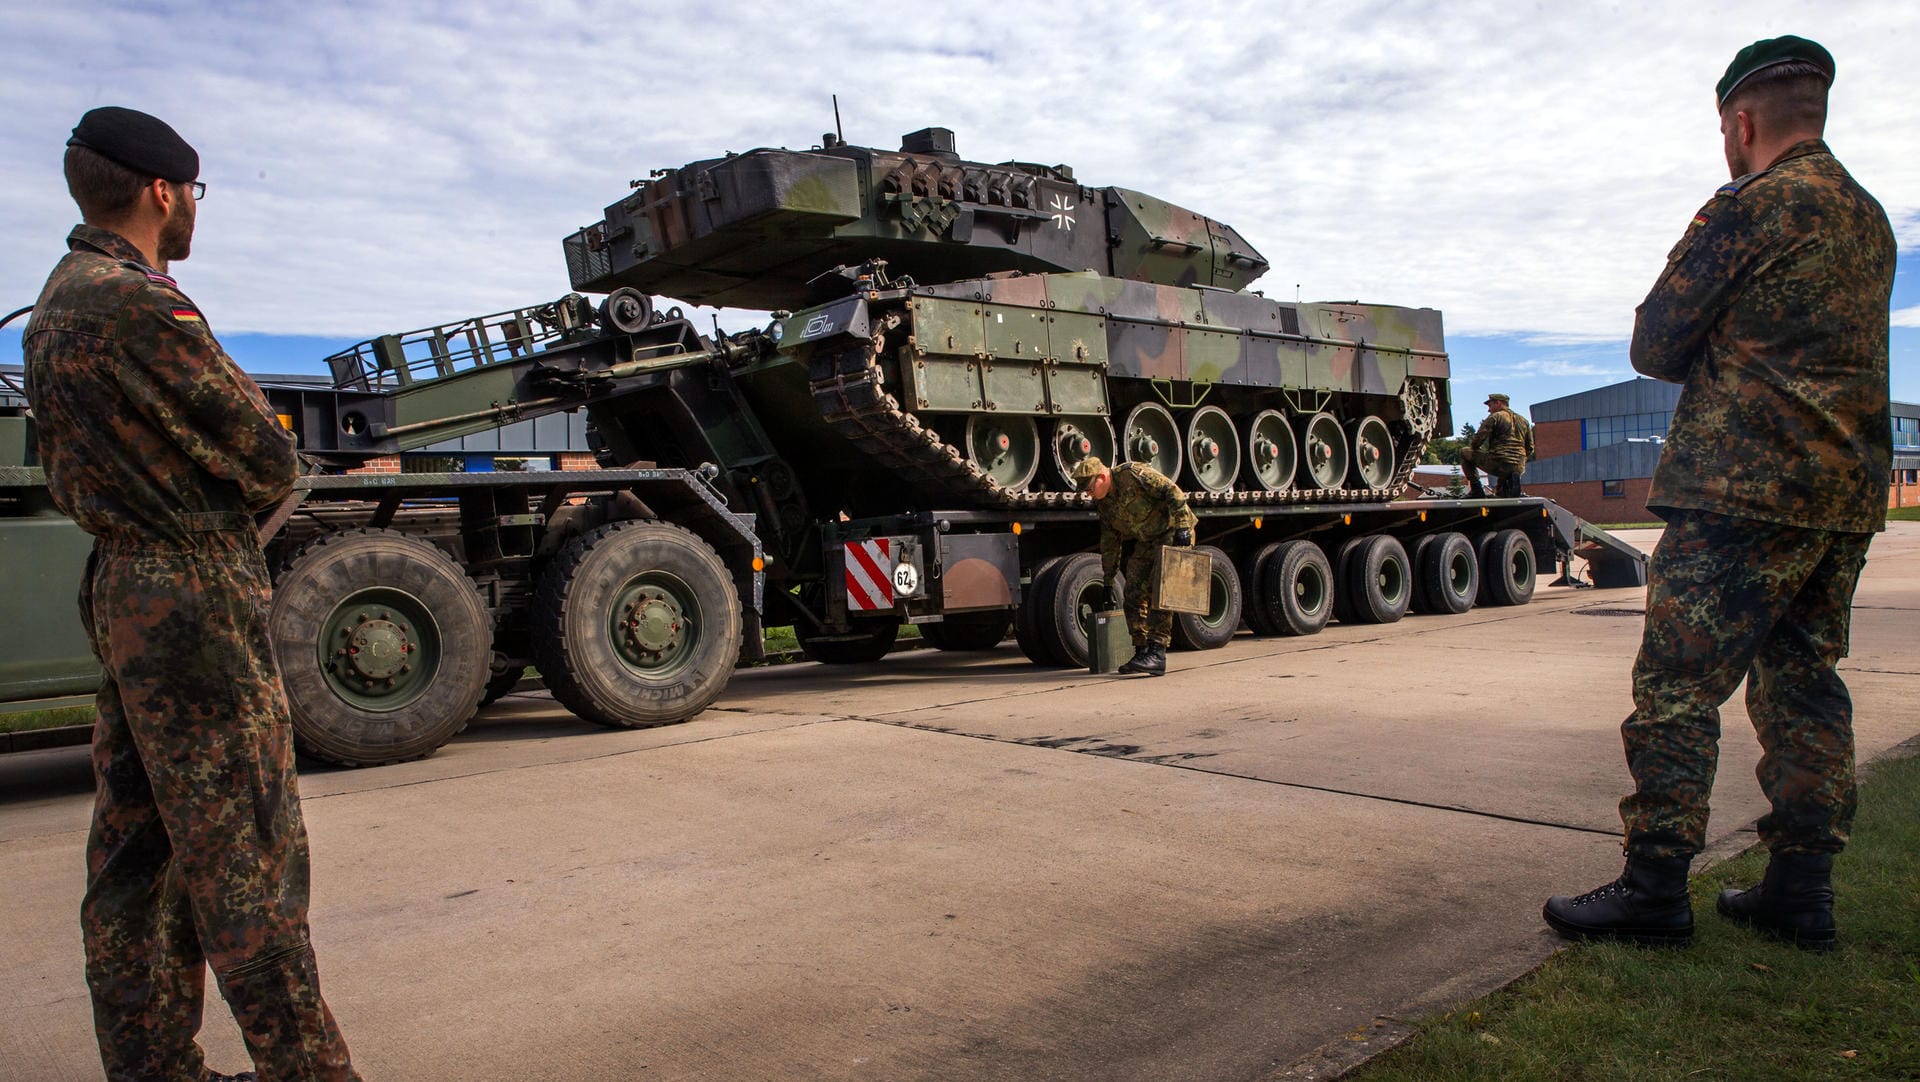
[1048,416,1117,489]
[1039,552,1105,668]
[1015,556,1070,666]
[1244,410,1297,494]
[270,528,492,767]
[1418,532,1479,615]
[1350,415,1397,492]
[964,414,1040,491]
[532,520,741,727]
[1480,529,1537,607]
[1239,542,1286,635]
[1260,539,1334,637]
[920,612,1012,651]
[1344,534,1413,624]
[1184,406,1241,495]
[1170,545,1242,651]
[1300,411,1350,491]
[1122,402,1183,482]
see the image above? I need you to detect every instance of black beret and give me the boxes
[1717,35,1835,108]
[66,106,199,182]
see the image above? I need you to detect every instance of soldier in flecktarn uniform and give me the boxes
[1071,455,1199,677]
[1544,37,1895,951]
[1459,392,1534,498]
[24,108,360,1080]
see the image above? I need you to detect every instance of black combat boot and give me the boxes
[1119,643,1166,677]
[1117,643,1148,674]
[1543,855,1694,947]
[206,1071,258,1081]
[1717,852,1837,952]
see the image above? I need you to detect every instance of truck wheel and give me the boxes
[1480,529,1537,607]
[1040,552,1104,668]
[478,666,525,707]
[1344,535,1413,624]
[1260,540,1333,636]
[1330,536,1369,624]
[1240,543,1285,636]
[1419,532,1478,614]
[532,519,740,726]
[796,618,899,664]
[1408,535,1440,614]
[1015,557,1069,667]
[921,612,1012,651]
[270,528,492,766]
[1171,545,1242,651]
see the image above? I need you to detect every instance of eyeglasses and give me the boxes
[185,181,206,201]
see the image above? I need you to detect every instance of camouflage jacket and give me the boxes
[1467,409,1535,472]
[1096,461,1198,575]
[23,225,295,546]
[1631,140,1894,532]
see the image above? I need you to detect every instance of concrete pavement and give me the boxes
[3,523,1916,1081]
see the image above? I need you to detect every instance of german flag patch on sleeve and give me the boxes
[169,307,203,324]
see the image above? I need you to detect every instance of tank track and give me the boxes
[807,310,1427,510]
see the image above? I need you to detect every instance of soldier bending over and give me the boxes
[1071,456,1198,677]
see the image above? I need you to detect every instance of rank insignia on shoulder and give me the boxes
[121,260,178,288]
[169,307,204,324]
[1716,173,1757,197]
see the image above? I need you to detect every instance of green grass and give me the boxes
[1352,750,1920,1080]
[0,704,94,734]
[1885,506,1920,522]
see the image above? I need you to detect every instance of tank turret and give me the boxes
[564,128,1269,310]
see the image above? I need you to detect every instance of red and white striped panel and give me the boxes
[844,538,893,611]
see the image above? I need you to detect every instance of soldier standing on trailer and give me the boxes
[1543,36,1894,951]
[1071,455,1198,677]
[23,107,361,1080]
[1459,392,1534,498]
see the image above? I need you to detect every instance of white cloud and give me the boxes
[1,0,1914,349]
[1892,306,1920,328]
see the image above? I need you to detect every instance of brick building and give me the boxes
[1523,377,1920,523]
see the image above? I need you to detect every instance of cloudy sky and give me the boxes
[3,0,1915,418]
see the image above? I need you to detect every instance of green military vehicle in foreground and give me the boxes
[1,129,1642,766]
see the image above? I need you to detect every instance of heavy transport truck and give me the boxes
[0,128,1645,765]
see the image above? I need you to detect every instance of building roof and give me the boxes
[1530,377,1680,423]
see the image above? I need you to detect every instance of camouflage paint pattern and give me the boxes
[1621,510,1871,859]
[1094,462,1198,648]
[1461,407,1534,481]
[24,225,359,1080]
[1631,140,1896,533]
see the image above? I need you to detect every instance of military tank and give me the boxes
[562,127,1451,515]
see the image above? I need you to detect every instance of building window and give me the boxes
[1896,417,1920,450]
[1601,479,1626,498]
[1583,411,1673,450]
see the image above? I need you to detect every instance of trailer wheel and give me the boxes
[1480,529,1537,607]
[1419,532,1479,615]
[1240,542,1285,635]
[1330,536,1369,625]
[270,528,492,766]
[1260,540,1334,637]
[1015,557,1069,667]
[1344,535,1413,624]
[920,612,1012,651]
[532,519,740,726]
[1171,545,1241,651]
[1040,552,1105,668]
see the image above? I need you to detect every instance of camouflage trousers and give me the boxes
[1621,509,1873,860]
[80,528,359,1082]
[1457,448,1522,497]
[1119,534,1176,648]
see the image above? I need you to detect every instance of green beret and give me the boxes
[1485,393,1510,406]
[1070,455,1107,484]
[1717,35,1835,108]
[67,107,199,182]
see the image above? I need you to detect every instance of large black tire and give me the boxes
[1408,535,1441,615]
[1015,556,1069,666]
[920,612,1012,651]
[1480,528,1537,607]
[478,666,525,707]
[1330,536,1369,625]
[1260,540,1334,637]
[1039,552,1104,669]
[1419,532,1478,615]
[1170,545,1242,651]
[1239,542,1285,636]
[1343,534,1414,625]
[271,528,492,766]
[532,519,740,727]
